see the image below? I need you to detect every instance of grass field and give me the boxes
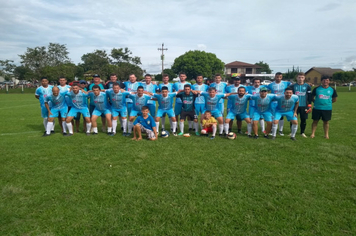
[1,92,355,235]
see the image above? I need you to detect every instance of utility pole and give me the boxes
[158,43,168,75]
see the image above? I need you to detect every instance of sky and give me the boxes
[1,0,356,74]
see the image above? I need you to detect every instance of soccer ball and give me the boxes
[161,130,169,138]
[228,132,236,140]
[183,133,190,137]
[201,130,207,135]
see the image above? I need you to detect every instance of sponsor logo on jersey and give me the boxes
[319,95,330,99]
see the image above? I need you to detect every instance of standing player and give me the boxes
[192,75,209,131]
[105,73,125,89]
[176,84,200,135]
[142,74,158,118]
[288,72,312,138]
[246,78,266,134]
[158,74,174,131]
[153,86,178,136]
[267,72,291,135]
[201,110,217,139]
[224,87,252,137]
[209,74,227,117]
[132,106,158,141]
[74,80,88,132]
[270,88,299,141]
[88,74,106,132]
[58,76,71,133]
[173,72,191,123]
[43,87,68,136]
[250,87,275,139]
[35,77,54,134]
[106,83,131,136]
[65,84,92,136]
[88,85,113,135]
[124,73,142,116]
[127,86,152,134]
[310,76,337,139]
[226,77,245,133]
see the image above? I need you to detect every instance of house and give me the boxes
[305,67,343,85]
[225,61,262,76]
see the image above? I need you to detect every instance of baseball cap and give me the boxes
[93,74,100,78]
[260,87,268,92]
[233,77,241,80]
[79,80,87,84]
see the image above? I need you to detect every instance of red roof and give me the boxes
[225,61,262,68]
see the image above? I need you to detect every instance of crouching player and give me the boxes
[132,106,157,141]
[271,88,299,141]
[43,87,68,136]
[88,85,113,135]
[201,110,217,139]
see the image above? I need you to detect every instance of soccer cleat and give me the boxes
[65,133,73,136]
[219,133,224,137]
[42,133,50,137]
[278,131,284,136]
[254,135,259,139]
[122,132,126,136]
[301,133,307,138]
[51,131,55,134]
[263,135,269,139]
[248,135,252,138]
[172,132,177,136]
[271,136,276,140]
[62,132,67,136]
[107,132,114,136]
[93,132,98,135]
[195,132,200,136]
[178,132,184,136]
[210,136,215,139]
[237,130,243,135]
[290,137,297,141]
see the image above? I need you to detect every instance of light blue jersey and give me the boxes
[192,83,209,104]
[250,94,276,113]
[142,83,158,105]
[58,85,71,106]
[128,94,152,111]
[267,81,291,96]
[273,95,299,112]
[246,85,266,107]
[210,82,227,104]
[106,89,130,109]
[88,83,105,106]
[173,82,191,103]
[35,85,54,106]
[158,83,173,92]
[226,84,245,93]
[124,81,142,103]
[153,93,176,110]
[68,90,89,109]
[201,92,226,111]
[45,93,67,110]
[228,94,252,114]
[88,92,111,111]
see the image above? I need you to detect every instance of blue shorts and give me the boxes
[253,110,273,122]
[147,103,156,117]
[274,111,297,121]
[203,109,223,118]
[112,107,127,117]
[130,109,142,117]
[271,102,278,115]
[49,107,68,118]
[92,108,111,117]
[156,108,175,118]
[227,111,249,121]
[68,107,90,118]
[174,103,182,116]
[194,103,205,116]
[40,106,48,118]
[90,105,105,118]
[217,103,224,115]
[249,106,256,117]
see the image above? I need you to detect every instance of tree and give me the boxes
[111,47,141,66]
[283,66,301,81]
[255,61,272,74]
[13,66,33,81]
[171,50,224,80]
[0,60,16,81]
[41,63,78,82]
[333,71,356,84]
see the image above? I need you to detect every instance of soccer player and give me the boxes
[226,77,245,133]
[153,86,178,136]
[106,83,130,135]
[57,76,71,133]
[267,72,291,135]
[43,87,68,136]
[124,73,143,116]
[310,76,337,139]
[288,72,312,138]
[74,80,88,133]
[35,77,54,134]
[192,74,209,130]
[201,110,217,139]
[158,74,174,130]
[176,84,200,135]
[65,84,92,136]
[142,74,158,118]
[250,87,275,139]
[127,86,152,134]
[209,73,227,116]
[224,87,252,137]
[270,88,299,141]
[132,106,157,141]
[88,85,113,135]
[88,74,106,132]
[105,73,125,89]
[246,78,266,134]
[198,87,237,136]
[173,72,191,122]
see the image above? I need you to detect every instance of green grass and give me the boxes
[0,93,355,235]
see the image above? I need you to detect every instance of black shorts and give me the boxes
[297,106,308,120]
[312,109,332,121]
[180,111,197,121]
